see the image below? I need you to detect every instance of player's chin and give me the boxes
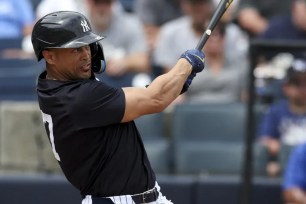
[74,70,91,80]
[79,64,92,79]
[80,71,92,79]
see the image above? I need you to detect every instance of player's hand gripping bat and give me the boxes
[195,0,234,50]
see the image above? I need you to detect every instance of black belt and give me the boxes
[132,187,159,204]
[88,187,159,204]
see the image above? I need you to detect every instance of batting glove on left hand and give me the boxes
[180,71,196,94]
[179,49,205,94]
[180,49,205,73]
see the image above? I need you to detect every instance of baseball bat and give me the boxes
[195,0,234,50]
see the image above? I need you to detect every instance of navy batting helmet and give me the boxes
[31,11,106,73]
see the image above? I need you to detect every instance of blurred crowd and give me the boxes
[1,0,306,202]
[2,0,306,101]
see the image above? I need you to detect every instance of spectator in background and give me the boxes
[236,0,292,37]
[134,0,182,53]
[18,0,86,57]
[185,20,248,104]
[153,0,213,73]
[258,59,306,177]
[258,0,306,60]
[36,0,82,19]
[283,142,306,204]
[153,0,248,75]
[84,0,151,88]
[0,0,35,58]
[0,0,35,39]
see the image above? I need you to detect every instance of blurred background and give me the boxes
[1,0,306,203]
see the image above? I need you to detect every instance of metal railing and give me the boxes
[241,39,306,204]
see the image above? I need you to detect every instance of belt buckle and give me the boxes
[142,193,145,203]
[142,188,155,203]
[142,189,151,203]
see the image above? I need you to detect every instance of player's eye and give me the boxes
[72,48,81,53]
[73,46,90,53]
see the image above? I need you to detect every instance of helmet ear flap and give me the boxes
[91,42,106,74]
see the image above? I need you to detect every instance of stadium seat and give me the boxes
[174,142,244,175]
[144,140,171,174]
[0,38,22,51]
[279,144,295,173]
[0,58,39,67]
[181,141,269,177]
[172,103,246,175]
[171,103,269,176]
[252,143,269,176]
[0,174,81,204]
[172,103,247,142]
[135,113,165,140]
[0,62,43,101]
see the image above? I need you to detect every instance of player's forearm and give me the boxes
[261,137,280,155]
[146,59,192,110]
[284,189,306,204]
[122,50,203,122]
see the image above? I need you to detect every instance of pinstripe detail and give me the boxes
[82,195,92,204]
[109,195,135,204]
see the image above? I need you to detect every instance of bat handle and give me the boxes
[195,29,211,50]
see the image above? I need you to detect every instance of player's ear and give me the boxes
[42,49,56,64]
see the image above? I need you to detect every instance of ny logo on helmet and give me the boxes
[81,20,90,32]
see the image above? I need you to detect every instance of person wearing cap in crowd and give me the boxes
[258,58,306,177]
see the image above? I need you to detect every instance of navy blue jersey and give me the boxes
[37,71,155,197]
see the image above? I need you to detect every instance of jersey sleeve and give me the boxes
[70,80,126,128]
[17,0,35,26]
[257,104,281,139]
[283,144,306,191]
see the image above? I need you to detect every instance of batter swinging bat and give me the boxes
[195,0,234,50]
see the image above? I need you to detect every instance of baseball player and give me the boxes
[31,11,205,204]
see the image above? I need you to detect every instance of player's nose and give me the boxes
[80,45,91,60]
